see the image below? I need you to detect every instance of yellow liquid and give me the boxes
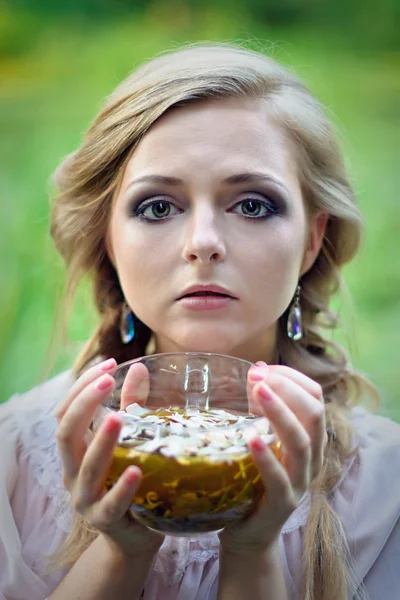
[105,438,281,534]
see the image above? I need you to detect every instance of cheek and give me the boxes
[237,222,305,272]
[239,225,306,303]
[112,228,171,304]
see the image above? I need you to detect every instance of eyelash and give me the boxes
[131,196,279,223]
[132,197,180,222]
[232,197,279,220]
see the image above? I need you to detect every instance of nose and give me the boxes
[181,202,226,264]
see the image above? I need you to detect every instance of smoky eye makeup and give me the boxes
[125,189,174,212]
[123,180,291,222]
[233,186,289,216]
[125,190,183,223]
[131,196,171,215]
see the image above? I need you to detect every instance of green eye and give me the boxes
[231,196,278,220]
[241,200,263,216]
[151,201,171,218]
[133,197,179,222]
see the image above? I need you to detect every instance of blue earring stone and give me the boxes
[287,304,302,341]
[121,304,135,344]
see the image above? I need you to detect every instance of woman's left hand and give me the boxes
[219,362,327,555]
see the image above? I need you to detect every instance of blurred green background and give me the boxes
[0,0,399,420]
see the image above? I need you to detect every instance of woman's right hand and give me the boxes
[55,358,164,558]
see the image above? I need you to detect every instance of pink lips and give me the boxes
[176,285,238,311]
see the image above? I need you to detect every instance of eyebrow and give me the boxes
[127,172,289,194]
[223,172,289,193]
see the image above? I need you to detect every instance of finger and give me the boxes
[246,363,269,416]
[75,413,123,505]
[57,374,115,482]
[249,436,299,517]
[267,365,323,401]
[249,364,323,402]
[263,374,326,479]
[222,438,299,542]
[121,362,150,410]
[56,358,117,423]
[90,466,142,530]
[253,382,311,493]
[248,365,325,476]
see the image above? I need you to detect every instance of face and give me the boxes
[107,98,326,362]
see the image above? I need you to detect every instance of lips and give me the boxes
[177,284,237,300]
[186,291,227,297]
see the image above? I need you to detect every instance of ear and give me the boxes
[300,211,328,276]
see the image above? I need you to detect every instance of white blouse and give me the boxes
[0,370,399,599]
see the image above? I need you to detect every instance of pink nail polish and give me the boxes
[103,416,119,433]
[124,466,140,486]
[96,375,113,391]
[99,358,116,372]
[250,437,266,452]
[258,383,274,402]
[248,369,264,382]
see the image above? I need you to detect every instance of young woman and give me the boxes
[1,44,399,600]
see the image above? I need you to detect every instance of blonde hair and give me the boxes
[50,43,376,599]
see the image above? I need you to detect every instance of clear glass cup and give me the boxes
[93,352,281,536]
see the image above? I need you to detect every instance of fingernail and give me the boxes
[96,375,113,391]
[250,436,266,452]
[124,466,140,486]
[258,383,274,402]
[99,358,116,372]
[248,369,264,382]
[255,361,268,368]
[103,415,120,433]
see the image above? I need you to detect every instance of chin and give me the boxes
[170,328,241,356]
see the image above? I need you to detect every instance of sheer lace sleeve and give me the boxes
[280,407,400,599]
[0,372,75,600]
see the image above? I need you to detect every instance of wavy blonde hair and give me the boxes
[49,43,376,599]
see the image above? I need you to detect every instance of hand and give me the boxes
[55,358,164,558]
[219,362,326,555]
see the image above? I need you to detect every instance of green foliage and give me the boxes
[7,0,400,51]
[0,6,398,421]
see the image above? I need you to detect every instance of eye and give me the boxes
[133,198,179,222]
[232,197,278,219]
[147,200,171,219]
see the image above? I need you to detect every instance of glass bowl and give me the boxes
[93,352,281,536]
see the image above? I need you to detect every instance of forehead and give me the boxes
[123,98,298,183]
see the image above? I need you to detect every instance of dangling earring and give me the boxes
[120,301,135,344]
[287,284,303,341]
